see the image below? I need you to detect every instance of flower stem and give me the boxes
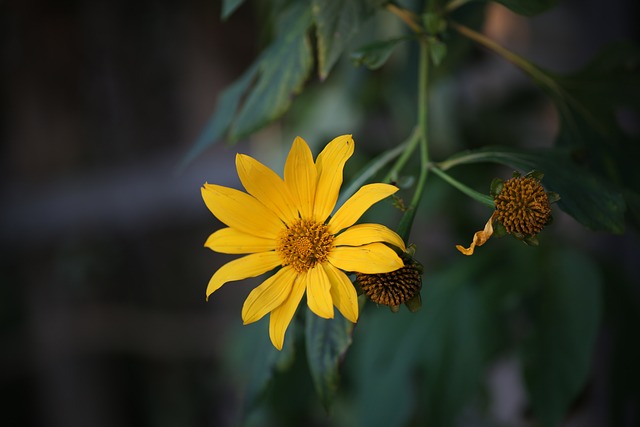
[450,21,561,93]
[430,166,495,208]
[338,142,408,207]
[382,127,421,183]
[396,39,430,242]
[445,0,473,13]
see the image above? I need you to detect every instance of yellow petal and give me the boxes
[305,265,334,319]
[328,183,398,234]
[202,184,284,239]
[206,251,281,299]
[327,243,403,274]
[236,154,299,225]
[242,266,297,324]
[269,275,306,350]
[322,263,358,323]
[284,137,317,220]
[313,135,354,222]
[333,223,406,252]
[205,228,276,254]
[456,212,495,256]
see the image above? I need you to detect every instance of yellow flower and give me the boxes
[202,135,406,350]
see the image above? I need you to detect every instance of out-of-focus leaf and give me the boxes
[550,43,640,225]
[312,0,385,80]
[417,264,491,426]
[229,2,313,140]
[221,0,245,20]
[487,0,559,16]
[351,37,409,70]
[521,249,601,427]
[225,318,296,419]
[349,308,420,427]
[178,62,258,171]
[305,308,355,410]
[439,146,626,233]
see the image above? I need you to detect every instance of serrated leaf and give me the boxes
[489,0,559,16]
[351,37,409,70]
[228,3,313,140]
[312,0,385,80]
[440,147,626,233]
[221,0,245,20]
[521,249,601,427]
[178,62,258,171]
[305,308,355,410]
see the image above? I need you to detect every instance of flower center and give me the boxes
[494,176,551,236]
[276,219,334,273]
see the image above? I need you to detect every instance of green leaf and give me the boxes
[429,39,447,66]
[229,2,313,140]
[521,249,602,427]
[488,0,559,16]
[350,37,410,70]
[305,308,355,410]
[225,318,296,418]
[178,62,258,171]
[549,43,640,217]
[417,266,491,426]
[439,146,626,233]
[349,308,421,427]
[312,0,385,80]
[221,0,245,20]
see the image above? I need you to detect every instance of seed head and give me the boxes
[494,175,551,237]
[356,258,422,308]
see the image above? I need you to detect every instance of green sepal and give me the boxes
[492,219,507,238]
[404,293,423,313]
[429,39,448,67]
[547,191,561,204]
[490,178,504,197]
[526,170,545,181]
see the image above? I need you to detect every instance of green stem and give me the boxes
[445,0,473,13]
[382,127,421,183]
[435,151,501,171]
[396,40,430,242]
[450,21,561,93]
[430,166,495,208]
[338,142,407,207]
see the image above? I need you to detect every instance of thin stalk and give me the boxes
[435,151,503,171]
[450,21,561,93]
[396,40,430,241]
[382,127,421,183]
[430,166,495,208]
[338,142,408,207]
[386,3,422,34]
[445,0,473,13]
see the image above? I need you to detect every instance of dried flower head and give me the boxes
[494,175,551,237]
[356,256,422,310]
[457,171,558,256]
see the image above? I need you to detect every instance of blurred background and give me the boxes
[1,0,638,426]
